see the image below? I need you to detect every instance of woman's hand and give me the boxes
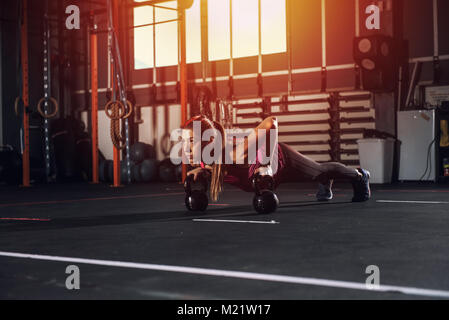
[187,166,212,181]
[255,165,274,177]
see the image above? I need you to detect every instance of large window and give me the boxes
[232,0,259,58]
[186,0,202,63]
[208,0,231,61]
[208,0,287,61]
[133,0,201,69]
[133,0,286,69]
[261,0,286,55]
[134,4,154,69]
[155,1,178,67]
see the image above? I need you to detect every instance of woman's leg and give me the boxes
[279,142,371,202]
[279,142,360,183]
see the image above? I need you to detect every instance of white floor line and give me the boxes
[1,251,449,299]
[193,219,279,224]
[377,200,449,204]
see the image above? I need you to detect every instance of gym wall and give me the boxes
[81,104,181,161]
[403,0,449,105]
[1,0,63,155]
[3,0,449,163]
[65,0,449,165]
[1,0,21,150]
[70,0,449,101]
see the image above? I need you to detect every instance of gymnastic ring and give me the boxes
[104,100,125,120]
[37,97,59,119]
[105,100,133,120]
[14,97,23,117]
[122,100,133,119]
[160,132,174,157]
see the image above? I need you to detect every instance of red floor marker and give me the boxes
[0,218,51,222]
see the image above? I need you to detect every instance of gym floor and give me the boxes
[0,181,449,300]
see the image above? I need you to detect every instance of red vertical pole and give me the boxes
[21,0,30,187]
[111,0,121,187]
[90,19,99,184]
[179,8,188,182]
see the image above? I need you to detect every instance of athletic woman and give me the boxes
[183,115,371,207]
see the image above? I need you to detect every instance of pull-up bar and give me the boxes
[92,17,180,34]
[86,0,193,17]
[132,18,179,29]
[131,0,193,10]
[132,0,173,8]
[137,3,178,11]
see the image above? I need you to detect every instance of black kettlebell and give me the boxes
[185,190,209,212]
[252,172,279,214]
[253,190,279,214]
[184,172,209,211]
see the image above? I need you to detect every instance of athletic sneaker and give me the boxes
[316,182,333,201]
[352,169,371,202]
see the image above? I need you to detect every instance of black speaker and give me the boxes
[353,35,397,92]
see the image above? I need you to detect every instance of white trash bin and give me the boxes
[357,138,395,184]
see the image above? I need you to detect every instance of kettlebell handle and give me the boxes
[184,171,209,195]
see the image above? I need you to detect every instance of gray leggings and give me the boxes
[279,142,360,184]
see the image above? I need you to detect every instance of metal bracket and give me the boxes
[433,55,441,84]
[321,66,327,92]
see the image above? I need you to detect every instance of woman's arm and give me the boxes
[233,116,278,164]
[187,165,213,181]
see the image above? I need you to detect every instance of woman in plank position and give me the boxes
[182,115,370,213]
